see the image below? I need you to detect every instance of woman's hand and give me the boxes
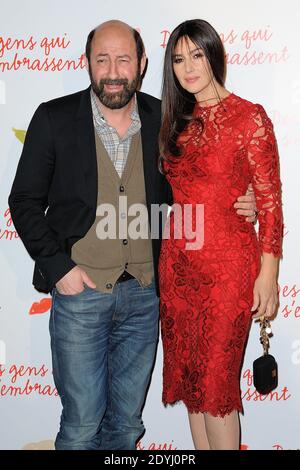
[251,271,279,319]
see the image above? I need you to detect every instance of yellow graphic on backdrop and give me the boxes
[12,128,26,144]
[22,440,55,450]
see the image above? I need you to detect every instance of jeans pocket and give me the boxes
[54,286,86,298]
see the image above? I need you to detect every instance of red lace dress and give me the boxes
[159,93,283,417]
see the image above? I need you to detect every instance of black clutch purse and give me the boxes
[253,316,278,395]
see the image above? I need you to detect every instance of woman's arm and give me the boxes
[244,104,283,318]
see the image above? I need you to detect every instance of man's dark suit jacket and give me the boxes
[9,87,172,296]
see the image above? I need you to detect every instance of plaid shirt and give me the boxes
[91,90,141,177]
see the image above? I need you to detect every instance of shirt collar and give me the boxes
[90,88,140,126]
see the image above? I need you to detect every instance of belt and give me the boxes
[116,271,135,283]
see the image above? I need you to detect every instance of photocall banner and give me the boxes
[0,0,299,450]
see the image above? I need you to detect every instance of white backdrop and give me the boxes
[0,0,299,451]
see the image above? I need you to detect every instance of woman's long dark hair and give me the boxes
[159,19,226,172]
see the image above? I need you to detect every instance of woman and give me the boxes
[158,19,283,450]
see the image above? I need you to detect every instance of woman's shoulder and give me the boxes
[231,93,267,115]
[230,94,273,129]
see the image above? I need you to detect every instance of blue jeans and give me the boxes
[49,278,159,450]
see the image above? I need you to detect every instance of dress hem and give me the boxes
[162,398,244,418]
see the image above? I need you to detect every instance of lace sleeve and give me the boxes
[244,104,283,257]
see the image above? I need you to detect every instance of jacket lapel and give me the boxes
[75,87,98,218]
[137,92,160,212]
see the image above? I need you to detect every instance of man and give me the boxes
[9,20,257,450]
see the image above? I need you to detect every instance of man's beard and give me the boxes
[90,67,141,109]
